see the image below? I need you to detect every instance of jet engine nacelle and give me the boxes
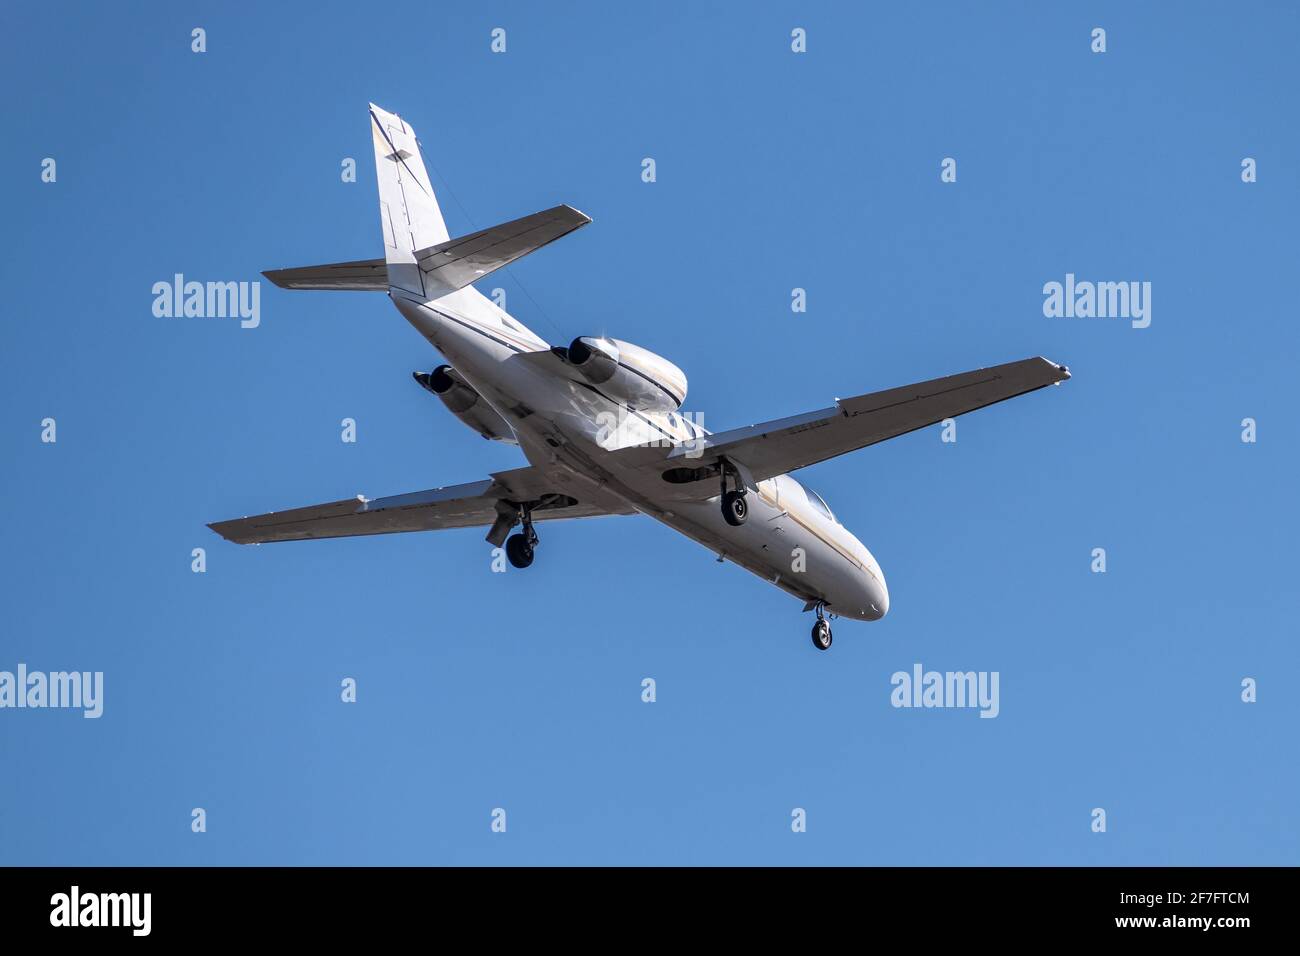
[566,336,688,410]
[414,366,517,444]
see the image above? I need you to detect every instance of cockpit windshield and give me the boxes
[803,486,836,523]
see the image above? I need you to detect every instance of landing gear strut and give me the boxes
[810,603,833,651]
[720,459,748,527]
[505,505,538,569]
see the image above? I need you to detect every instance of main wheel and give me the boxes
[505,533,535,569]
[811,619,832,651]
[722,490,748,526]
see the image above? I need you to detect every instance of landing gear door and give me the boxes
[727,456,758,494]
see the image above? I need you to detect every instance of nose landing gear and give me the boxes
[810,603,833,650]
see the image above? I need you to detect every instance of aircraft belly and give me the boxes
[639,494,862,613]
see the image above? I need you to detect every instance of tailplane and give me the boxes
[260,104,590,299]
[263,257,387,291]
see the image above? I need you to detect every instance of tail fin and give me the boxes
[370,103,449,296]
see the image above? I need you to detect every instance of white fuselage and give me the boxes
[391,287,889,623]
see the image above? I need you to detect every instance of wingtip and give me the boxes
[207,520,248,544]
[1035,356,1071,381]
[561,203,593,225]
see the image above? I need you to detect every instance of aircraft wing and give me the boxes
[208,465,632,545]
[645,356,1070,485]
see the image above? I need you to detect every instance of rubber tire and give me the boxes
[722,490,748,527]
[505,533,535,569]
[811,619,832,651]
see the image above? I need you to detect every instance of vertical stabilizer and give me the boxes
[369,103,450,297]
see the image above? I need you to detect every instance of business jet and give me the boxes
[209,104,1070,650]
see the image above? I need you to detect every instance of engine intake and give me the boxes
[428,365,457,394]
[567,336,620,384]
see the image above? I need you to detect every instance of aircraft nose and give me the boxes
[858,551,888,620]
[877,583,889,618]
[867,574,889,620]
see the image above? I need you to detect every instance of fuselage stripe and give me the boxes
[616,359,684,408]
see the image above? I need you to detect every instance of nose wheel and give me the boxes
[810,603,833,650]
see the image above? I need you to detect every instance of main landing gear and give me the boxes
[720,459,748,527]
[811,603,833,651]
[505,505,538,569]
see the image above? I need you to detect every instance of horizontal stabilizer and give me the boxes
[261,205,589,298]
[414,204,591,298]
[263,258,388,291]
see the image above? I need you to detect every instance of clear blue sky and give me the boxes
[2,1,1296,865]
